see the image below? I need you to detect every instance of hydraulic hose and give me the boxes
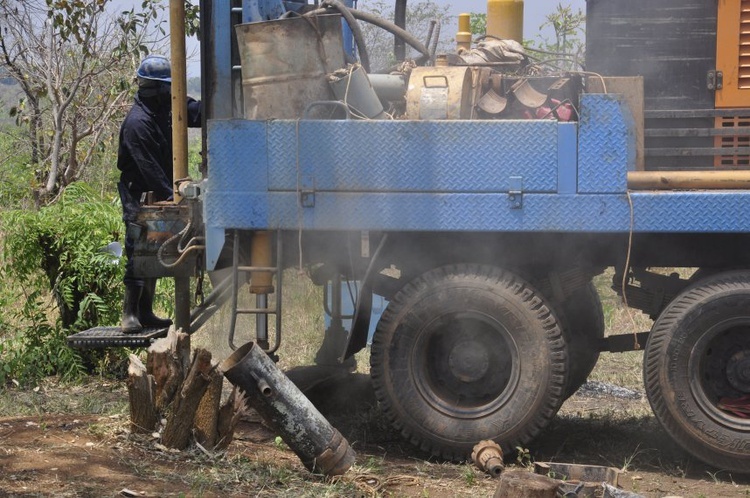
[306,3,431,68]
[349,8,431,63]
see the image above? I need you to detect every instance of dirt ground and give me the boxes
[1,373,749,498]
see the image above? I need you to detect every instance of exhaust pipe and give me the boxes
[221,342,356,476]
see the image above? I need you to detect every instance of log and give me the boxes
[161,348,213,449]
[194,370,223,449]
[493,469,560,498]
[147,328,189,412]
[126,354,158,434]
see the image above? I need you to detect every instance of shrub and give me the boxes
[0,182,124,386]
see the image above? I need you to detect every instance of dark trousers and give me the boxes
[118,181,144,287]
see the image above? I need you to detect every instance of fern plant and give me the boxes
[0,182,124,386]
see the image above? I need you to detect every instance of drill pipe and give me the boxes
[221,342,356,476]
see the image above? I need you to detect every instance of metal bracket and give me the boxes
[300,190,315,208]
[508,176,524,209]
[707,70,723,91]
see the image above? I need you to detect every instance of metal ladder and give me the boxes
[227,230,282,353]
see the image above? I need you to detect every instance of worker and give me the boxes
[117,54,201,333]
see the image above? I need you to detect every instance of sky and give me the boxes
[440,0,587,42]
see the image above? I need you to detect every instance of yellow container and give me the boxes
[456,13,472,51]
[487,0,524,43]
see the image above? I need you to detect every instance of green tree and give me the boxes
[533,3,585,70]
[470,13,486,36]
[0,0,167,206]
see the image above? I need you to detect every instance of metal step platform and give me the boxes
[67,326,169,349]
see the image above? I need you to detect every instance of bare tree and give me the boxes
[0,0,167,205]
[358,0,452,72]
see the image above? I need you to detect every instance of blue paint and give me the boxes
[557,122,577,194]
[202,93,750,261]
[243,0,286,22]
[342,0,355,61]
[209,0,233,120]
[577,94,633,193]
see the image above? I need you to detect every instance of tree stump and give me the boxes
[127,327,242,451]
[194,371,223,448]
[126,354,158,434]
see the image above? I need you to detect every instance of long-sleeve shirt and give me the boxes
[117,94,201,201]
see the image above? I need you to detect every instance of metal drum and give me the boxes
[487,0,524,43]
[235,15,346,120]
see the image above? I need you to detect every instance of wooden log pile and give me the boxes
[126,327,243,451]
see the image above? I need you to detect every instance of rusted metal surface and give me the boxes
[221,342,356,476]
[534,462,620,498]
[471,440,504,477]
[235,14,345,120]
[132,203,194,278]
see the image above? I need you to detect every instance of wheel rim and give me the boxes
[690,317,750,430]
[410,310,519,420]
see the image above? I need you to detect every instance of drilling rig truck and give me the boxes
[71,0,750,473]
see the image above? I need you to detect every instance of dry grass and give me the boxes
[193,269,371,373]
[4,267,748,497]
[193,267,689,393]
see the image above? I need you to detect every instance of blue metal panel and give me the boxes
[202,191,618,231]
[208,0,234,120]
[577,94,634,193]
[206,120,268,193]
[243,0,286,22]
[202,190,750,234]
[557,122,577,194]
[341,0,355,59]
[629,192,750,232]
[204,95,750,242]
[267,120,560,193]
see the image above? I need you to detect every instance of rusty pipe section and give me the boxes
[472,440,505,477]
[628,170,750,190]
[221,342,356,476]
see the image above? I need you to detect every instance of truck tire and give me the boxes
[644,271,750,473]
[370,264,568,460]
[557,282,604,399]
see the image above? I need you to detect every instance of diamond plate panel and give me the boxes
[578,95,633,193]
[219,192,631,231]
[630,192,750,232]
[203,189,750,234]
[206,120,268,192]
[267,120,559,193]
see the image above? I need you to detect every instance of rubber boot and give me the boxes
[121,284,143,334]
[139,278,173,329]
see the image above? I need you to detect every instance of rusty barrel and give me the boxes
[221,342,356,476]
[235,15,346,120]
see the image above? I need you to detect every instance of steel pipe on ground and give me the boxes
[627,170,750,190]
[221,342,356,476]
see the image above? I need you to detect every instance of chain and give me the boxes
[195,254,205,306]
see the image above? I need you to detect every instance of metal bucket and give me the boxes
[235,15,346,120]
